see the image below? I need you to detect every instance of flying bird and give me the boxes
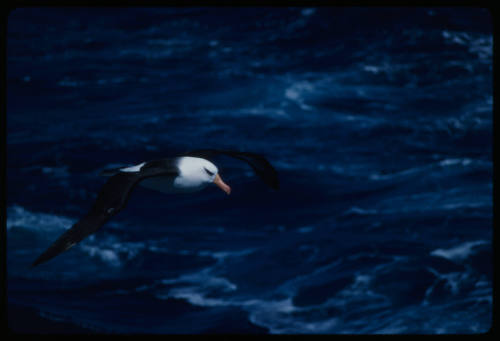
[31,149,279,267]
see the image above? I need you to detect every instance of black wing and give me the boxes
[185,149,279,190]
[31,167,176,268]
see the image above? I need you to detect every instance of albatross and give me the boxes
[31,149,279,267]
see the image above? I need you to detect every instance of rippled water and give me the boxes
[7,7,492,334]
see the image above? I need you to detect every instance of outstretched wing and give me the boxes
[31,167,176,267]
[185,149,279,190]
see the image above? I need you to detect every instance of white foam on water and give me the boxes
[438,158,473,167]
[369,164,429,181]
[80,245,121,267]
[158,248,256,294]
[158,269,238,305]
[6,205,76,232]
[155,251,355,333]
[442,30,492,62]
[430,240,488,262]
[370,157,489,182]
[440,202,489,210]
[343,206,378,216]
[76,234,147,268]
[363,65,383,74]
[247,298,341,334]
[198,248,255,262]
[284,81,314,111]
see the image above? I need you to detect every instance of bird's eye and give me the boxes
[204,167,214,176]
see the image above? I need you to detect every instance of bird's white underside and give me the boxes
[139,176,207,194]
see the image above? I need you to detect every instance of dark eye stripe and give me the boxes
[204,167,214,176]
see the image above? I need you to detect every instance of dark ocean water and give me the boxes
[6,7,493,334]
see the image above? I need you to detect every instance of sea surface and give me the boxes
[6,7,493,334]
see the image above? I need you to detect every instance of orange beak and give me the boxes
[213,173,231,195]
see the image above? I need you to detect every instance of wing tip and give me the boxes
[30,256,44,268]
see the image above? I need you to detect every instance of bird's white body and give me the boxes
[138,176,184,194]
[122,157,219,194]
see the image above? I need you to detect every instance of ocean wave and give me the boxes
[6,205,75,232]
[430,240,489,263]
[153,251,351,333]
[439,202,490,211]
[369,157,490,182]
[343,206,378,216]
[438,158,472,167]
[248,298,339,334]
[80,245,122,267]
[58,75,132,89]
[247,271,392,334]
[79,239,147,268]
[428,110,492,137]
[157,269,238,304]
[205,107,289,119]
[284,80,314,111]
[197,248,255,262]
[442,30,492,62]
[153,248,257,298]
[371,190,491,216]
[158,280,314,334]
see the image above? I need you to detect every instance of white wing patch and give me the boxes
[120,162,145,173]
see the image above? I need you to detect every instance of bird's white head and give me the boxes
[176,157,231,194]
